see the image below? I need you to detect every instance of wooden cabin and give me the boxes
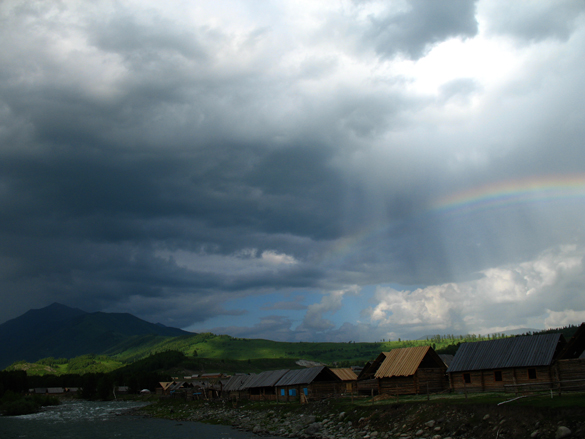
[366,346,447,395]
[245,369,289,401]
[157,381,194,397]
[274,366,342,402]
[330,368,358,394]
[447,333,565,393]
[222,374,255,400]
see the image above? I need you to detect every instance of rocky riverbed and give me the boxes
[139,397,585,439]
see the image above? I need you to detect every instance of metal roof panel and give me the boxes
[275,366,328,386]
[244,369,290,389]
[447,333,562,373]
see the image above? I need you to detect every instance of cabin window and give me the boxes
[289,389,297,396]
[463,373,471,384]
[494,371,503,382]
[303,388,308,396]
[280,389,285,396]
[528,369,537,380]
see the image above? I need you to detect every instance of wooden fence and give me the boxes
[504,378,585,396]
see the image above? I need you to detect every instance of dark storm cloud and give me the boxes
[363,0,478,59]
[1,0,585,340]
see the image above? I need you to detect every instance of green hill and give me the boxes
[0,303,190,368]
[3,304,580,375]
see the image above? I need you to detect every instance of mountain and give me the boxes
[0,303,190,369]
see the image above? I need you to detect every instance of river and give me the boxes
[0,400,281,439]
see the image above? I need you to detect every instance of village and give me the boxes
[154,325,585,403]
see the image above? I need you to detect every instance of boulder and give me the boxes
[556,426,572,439]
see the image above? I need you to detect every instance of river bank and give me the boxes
[139,393,585,439]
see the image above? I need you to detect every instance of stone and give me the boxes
[415,430,424,436]
[339,411,346,420]
[483,415,490,421]
[305,422,322,436]
[425,420,436,428]
[434,427,441,432]
[530,430,539,438]
[432,435,442,439]
[556,426,571,439]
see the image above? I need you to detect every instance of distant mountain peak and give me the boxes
[0,303,190,368]
[43,302,87,313]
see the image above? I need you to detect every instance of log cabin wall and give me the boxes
[449,366,553,392]
[417,368,448,393]
[356,378,379,395]
[310,381,339,398]
[557,359,585,381]
[378,375,417,395]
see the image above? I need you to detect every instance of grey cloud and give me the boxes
[438,78,482,104]
[364,0,478,59]
[483,0,585,42]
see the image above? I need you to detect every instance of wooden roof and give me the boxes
[330,368,358,381]
[159,382,173,391]
[374,346,440,379]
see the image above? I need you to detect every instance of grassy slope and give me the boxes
[6,326,579,376]
[109,333,416,363]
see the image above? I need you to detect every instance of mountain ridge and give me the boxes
[0,303,191,369]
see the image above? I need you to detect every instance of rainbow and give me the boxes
[430,174,585,218]
[321,174,585,265]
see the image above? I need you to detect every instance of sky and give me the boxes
[2,0,585,342]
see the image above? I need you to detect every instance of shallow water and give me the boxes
[0,400,278,439]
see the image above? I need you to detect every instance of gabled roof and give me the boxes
[447,333,564,373]
[439,354,454,366]
[330,368,358,381]
[275,366,340,386]
[168,381,193,391]
[222,374,255,392]
[357,360,377,380]
[374,346,442,378]
[159,382,173,391]
[245,369,289,389]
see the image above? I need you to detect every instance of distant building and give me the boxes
[274,366,342,402]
